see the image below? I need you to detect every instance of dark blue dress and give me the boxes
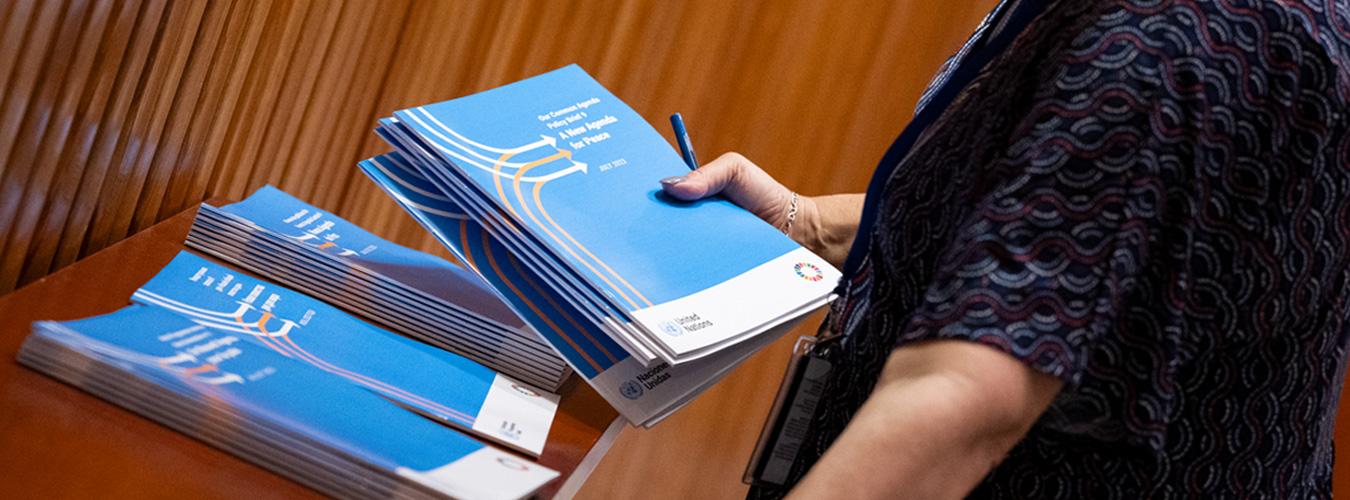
[753,0,1350,497]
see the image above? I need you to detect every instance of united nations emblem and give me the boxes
[659,320,683,337]
[620,380,644,399]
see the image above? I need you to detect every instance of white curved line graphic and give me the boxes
[415,106,556,155]
[131,294,298,338]
[369,155,453,201]
[133,290,254,319]
[411,108,549,168]
[404,111,587,183]
[45,325,200,370]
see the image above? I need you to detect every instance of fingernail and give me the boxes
[660,176,686,186]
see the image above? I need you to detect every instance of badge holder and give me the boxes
[743,334,835,487]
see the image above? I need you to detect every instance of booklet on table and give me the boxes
[17,305,558,500]
[186,185,572,390]
[129,251,557,456]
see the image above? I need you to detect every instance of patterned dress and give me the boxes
[752,0,1350,497]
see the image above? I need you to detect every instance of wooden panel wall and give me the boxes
[0,0,1003,294]
[3,1,1346,499]
[0,0,409,293]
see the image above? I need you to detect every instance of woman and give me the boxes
[661,0,1349,498]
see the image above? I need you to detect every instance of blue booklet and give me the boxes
[19,305,558,499]
[360,152,798,426]
[208,185,524,332]
[185,216,561,368]
[131,251,557,455]
[384,65,840,364]
[188,185,572,390]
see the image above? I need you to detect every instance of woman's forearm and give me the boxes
[795,194,864,268]
[787,341,1063,499]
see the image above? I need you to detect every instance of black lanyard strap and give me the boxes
[838,0,1050,285]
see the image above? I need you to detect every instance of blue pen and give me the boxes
[670,113,699,170]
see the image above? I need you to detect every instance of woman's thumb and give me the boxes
[659,152,755,201]
[661,167,725,201]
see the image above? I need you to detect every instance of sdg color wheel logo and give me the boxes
[794,262,824,282]
[620,380,644,400]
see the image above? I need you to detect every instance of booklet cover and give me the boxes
[389,65,840,363]
[211,185,525,333]
[189,187,572,390]
[375,117,665,365]
[360,152,796,426]
[20,305,557,499]
[131,251,557,455]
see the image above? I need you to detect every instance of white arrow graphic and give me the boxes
[407,111,551,169]
[190,316,300,339]
[413,108,555,167]
[133,291,256,320]
[416,107,557,155]
[55,331,207,372]
[526,160,589,182]
[197,372,246,385]
[406,111,588,182]
[159,351,200,365]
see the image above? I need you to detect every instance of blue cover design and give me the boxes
[362,65,841,422]
[392,65,799,311]
[131,251,497,428]
[31,305,499,473]
[359,153,624,378]
[361,153,799,427]
[213,185,522,329]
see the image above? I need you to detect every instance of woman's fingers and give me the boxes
[659,152,792,225]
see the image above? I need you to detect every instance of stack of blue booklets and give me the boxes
[362,65,841,426]
[17,304,560,499]
[186,186,572,390]
[120,251,559,456]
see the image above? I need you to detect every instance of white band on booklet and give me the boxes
[399,447,560,500]
[472,374,560,456]
[630,247,840,361]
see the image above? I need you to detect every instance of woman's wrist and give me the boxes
[792,194,863,268]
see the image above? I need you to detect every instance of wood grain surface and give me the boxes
[1,1,1346,499]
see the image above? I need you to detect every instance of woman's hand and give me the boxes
[659,152,863,268]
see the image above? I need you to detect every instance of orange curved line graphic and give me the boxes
[182,364,219,376]
[494,153,522,223]
[481,228,603,373]
[457,219,477,271]
[234,313,292,358]
[505,252,619,365]
[509,151,646,310]
[532,179,652,307]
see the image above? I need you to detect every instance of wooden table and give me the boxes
[0,204,621,499]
